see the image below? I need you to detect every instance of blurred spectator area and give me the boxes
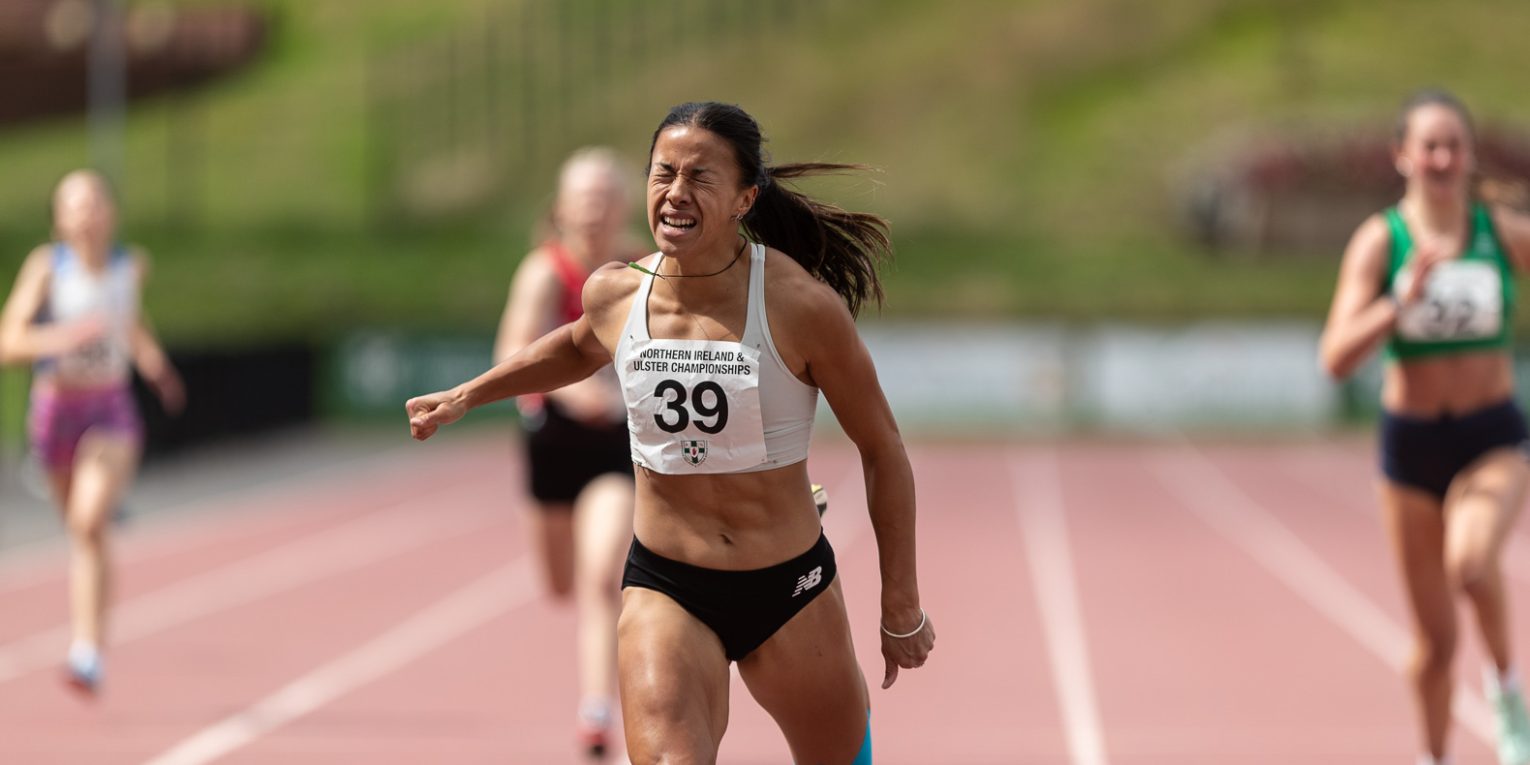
[1186,128,1530,257]
[365,0,824,221]
[0,0,267,125]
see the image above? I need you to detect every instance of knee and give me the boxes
[1409,631,1458,678]
[1447,548,1497,595]
[619,679,715,765]
[66,510,107,545]
[540,559,575,601]
[576,560,622,602]
[545,578,574,601]
[621,708,716,765]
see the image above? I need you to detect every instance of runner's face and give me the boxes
[53,176,116,247]
[555,168,624,257]
[647,126,755,258]
[1398,105,1475,201]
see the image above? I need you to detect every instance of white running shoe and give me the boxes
[1488,669,1530,765]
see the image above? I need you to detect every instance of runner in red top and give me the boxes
[492,147,645,759]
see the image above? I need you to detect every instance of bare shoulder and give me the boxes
[517,244,556,275]
[13,244,55,283]
[3,245,55,313]
[1349,212,1390,250]
[762,247,856,347]
[583,256,648,318]
[1339,212,1391,271]
[1488,205,1530,265]
[20,243,54,271]
[509,245,560,292]
[767,247,847,309]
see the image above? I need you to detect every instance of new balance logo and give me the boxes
[792,566,823,597]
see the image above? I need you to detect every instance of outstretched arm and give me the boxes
[799,286,933,689]
[407,315,611,440]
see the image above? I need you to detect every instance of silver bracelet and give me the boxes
[880,608,927,639]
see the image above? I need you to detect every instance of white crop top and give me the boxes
[615,243,818,474]
[41,243,138,386]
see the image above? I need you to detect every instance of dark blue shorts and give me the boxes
[1380,399,1530,500]
[621,532,836,661]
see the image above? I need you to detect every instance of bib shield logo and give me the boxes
[681,439,708,466]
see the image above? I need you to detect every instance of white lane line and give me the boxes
[1011,449,1110,765]
[0,481,504,685]
[141,555,538,765]
[1154,444,1496,744]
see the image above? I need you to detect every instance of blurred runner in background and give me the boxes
[0,170,184,695]
[1321,91,1530,765]
[493,147,642,758]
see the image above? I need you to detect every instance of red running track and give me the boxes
[0,432,1522,763]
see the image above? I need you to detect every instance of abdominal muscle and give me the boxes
[1382,350,1516,416]
[632,460,825,570]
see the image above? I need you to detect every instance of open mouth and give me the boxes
[659,212,697,232]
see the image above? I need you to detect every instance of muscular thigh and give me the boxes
[738,579,868,765]
[67,431,139,531]
[618,587,731,762]
[1445,447,1530,566]
[1380,481,1453,636]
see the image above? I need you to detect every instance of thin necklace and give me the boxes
[628,237,747,280]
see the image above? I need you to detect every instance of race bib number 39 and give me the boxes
[622,338,767,473]
[1395,260,1503,342]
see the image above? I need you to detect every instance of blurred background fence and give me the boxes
[364,0,840,222]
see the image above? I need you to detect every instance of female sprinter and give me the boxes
[1321,91,1530,765]
[409,101,934,763]
[0,170,184,694]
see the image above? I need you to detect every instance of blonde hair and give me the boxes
[558,146,632,202]
[534,147,633,243]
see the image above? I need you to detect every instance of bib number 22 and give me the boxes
[653,380,729,434]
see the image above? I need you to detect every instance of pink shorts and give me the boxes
[28,384,143,471]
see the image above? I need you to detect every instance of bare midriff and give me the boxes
[1382,350,1516,417]
[633,460,823,570]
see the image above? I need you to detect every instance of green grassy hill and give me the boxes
[2,0,1529,344]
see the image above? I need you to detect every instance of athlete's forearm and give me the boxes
[0,324,81,365]
[1321,296,1398,379]
[862,439,921,623]
[460,322,608,410]
[129,323,173,381]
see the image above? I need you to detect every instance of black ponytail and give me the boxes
[743,163,890,317]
